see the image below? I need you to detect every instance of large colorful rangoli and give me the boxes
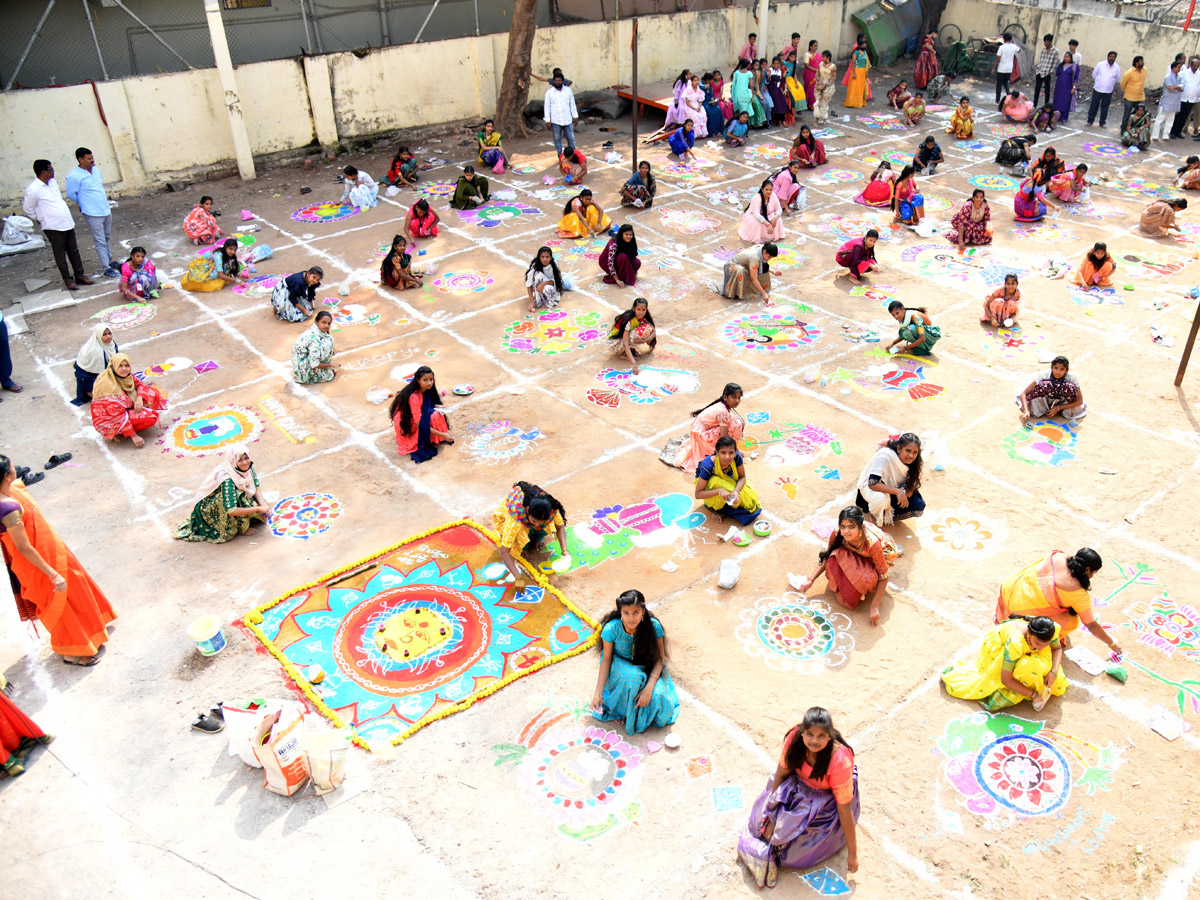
[244,520,599,746]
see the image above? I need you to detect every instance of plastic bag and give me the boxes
[717,558,740,589]
[253,707,309,796]
[300,730,351,794]
[248,244,273,263]
[222,698,302,768]
[2,215,35,245]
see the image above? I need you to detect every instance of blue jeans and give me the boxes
[82,212,113,269]
[551,122,576,156]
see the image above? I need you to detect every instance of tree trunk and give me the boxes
[496,0,539,140]
[921,0,950,40]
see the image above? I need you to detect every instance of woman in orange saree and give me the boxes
[0,455,116,665]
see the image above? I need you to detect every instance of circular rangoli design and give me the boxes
[458,202,543,228]
[518,725,644,829]
[432,271,495,295]
[659,208,721,234]
[291,202,360,224]
[270,492,343,539]
[90,303,157,331]
[813,169,863,183]
[975,735,1071,816]
[724,313,822,353]
[968,174,1017,191]
[419,181,457,197]
[160,405,265,457]
[600,274,694,302]
[736,595,855,673]
[1082,141,1133,158]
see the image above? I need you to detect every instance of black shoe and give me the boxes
[191,713,224,734]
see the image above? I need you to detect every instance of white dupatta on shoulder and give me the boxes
[856,446,910,525]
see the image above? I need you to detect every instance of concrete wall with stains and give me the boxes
[0,1,1066,207]
[942,0,1200,80]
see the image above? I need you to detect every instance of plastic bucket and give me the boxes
[187,615,226,656]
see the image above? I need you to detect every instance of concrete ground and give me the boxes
[2,62,1200,900]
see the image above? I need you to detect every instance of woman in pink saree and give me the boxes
[803,41,821,108]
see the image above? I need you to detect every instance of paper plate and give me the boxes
[482,563,508,580]
[452,384,475,395]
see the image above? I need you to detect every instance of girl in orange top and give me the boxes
[738,707,860,888]
[982,273,1021,326]
[0,455,115,666]
[389,366,452,464]
[1069,242,1116,288]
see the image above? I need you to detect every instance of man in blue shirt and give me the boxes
[65,147,119,278]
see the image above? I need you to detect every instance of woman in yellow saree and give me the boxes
[946,96,975,138]
[942,616,1067,712]
[994,548,1123,655]
[842,38,871,108]
[555,189,611,238]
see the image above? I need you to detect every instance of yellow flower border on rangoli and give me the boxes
[241,517,600,750]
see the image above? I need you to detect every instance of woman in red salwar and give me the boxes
[89,353,167,449]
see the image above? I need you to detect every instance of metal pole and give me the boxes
[298,0,314,53]
[108,0,195,69]
[309,0,325,53]
[1175,299,1200,385]
[413,0,443,43]
[378,0,390,45]
[631,17,638,173]
[474,0,480,35]
[1185,0,1197,31]
[203,0,256,180]
[80,0,109,81]
[6,0,57,91]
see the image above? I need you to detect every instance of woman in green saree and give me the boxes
[174,443,270,543]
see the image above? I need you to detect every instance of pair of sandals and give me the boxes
[15,454,72,487]
[192,704,226,733]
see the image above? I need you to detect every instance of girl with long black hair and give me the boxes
[388,366,452,463]
[590,589,679,734]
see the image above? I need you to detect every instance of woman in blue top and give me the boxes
[702,73,726,137]
[667,120,697,162]
[591,589,679,735]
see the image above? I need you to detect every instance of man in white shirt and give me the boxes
[22,159,93,291]
[1068,39,1082,68]
[65,147,119,278]
[1174,56,1200,138]
[543,73,579,157]
[991,33,1021,105]
[1087,51,1121,128]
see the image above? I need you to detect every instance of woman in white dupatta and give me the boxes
[854,432,926,525]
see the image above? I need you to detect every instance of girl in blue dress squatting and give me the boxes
[590,590,680,735]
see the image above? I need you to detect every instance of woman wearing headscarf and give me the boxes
[291,310,339,384]
[71,324,118,406]
[492,482,568,586]
[598,224,641,287]
[0,454,116,666]
[607,298,656,373]
[389,365,453,464]
[89,353,168,448]
[174,444,270,543]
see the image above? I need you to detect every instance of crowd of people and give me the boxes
[2,21,1181,889]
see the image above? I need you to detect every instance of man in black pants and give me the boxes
[21,160,93,291]
[1034,34,1058,108]
[991,33,1020,104]
[1087,51,1121,128]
